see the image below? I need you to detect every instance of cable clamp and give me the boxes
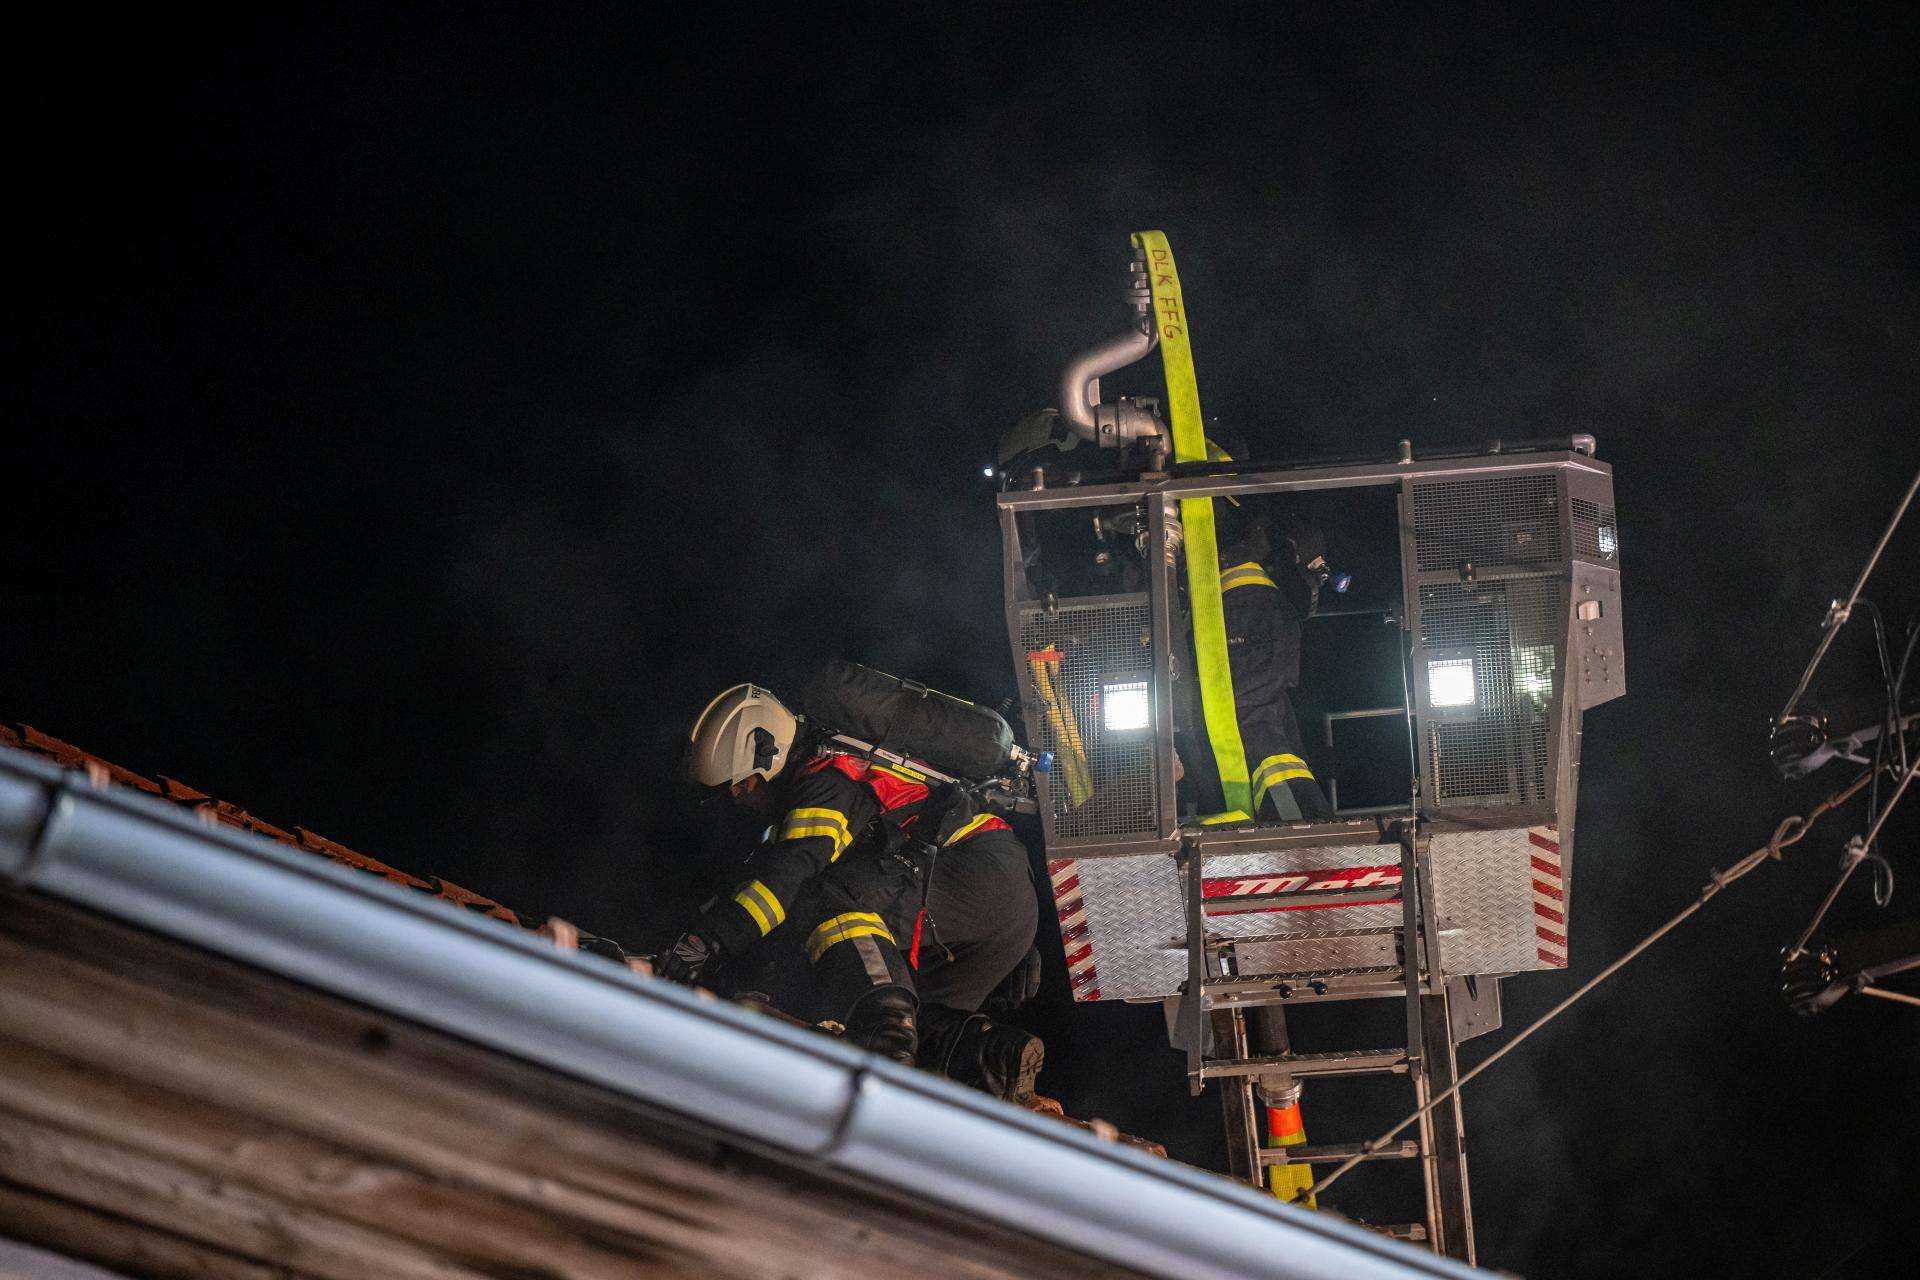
[1766,815,1806,859]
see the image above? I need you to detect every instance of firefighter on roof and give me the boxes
[659,683,1044,1099]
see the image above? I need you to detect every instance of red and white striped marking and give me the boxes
[1529,825,1568,968]
[1050,858,1101,1001]
[1200,865,1401,913]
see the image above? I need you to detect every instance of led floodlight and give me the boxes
[1102,681,1150,732]
[1427,658,1476,709]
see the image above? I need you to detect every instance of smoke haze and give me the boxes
[8,6,1918,1275]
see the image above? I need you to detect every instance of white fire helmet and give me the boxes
[686,684,799,788]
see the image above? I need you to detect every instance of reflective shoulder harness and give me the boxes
[1133,230,1253,816]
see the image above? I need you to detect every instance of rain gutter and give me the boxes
[0,745,1476,1280]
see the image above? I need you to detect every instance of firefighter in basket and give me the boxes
[657,675,1046,1101]
[1213,506,1336,823]
[1000,412,1336,823]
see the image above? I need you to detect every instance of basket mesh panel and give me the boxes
[1571,498,1619,561]
[1020,598,1159,839]
[1418,578,1566,806]
[1412,475,1563,572]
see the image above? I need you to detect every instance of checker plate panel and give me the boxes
[1429,827,1568,975]
[1063,842,1405,1001]
[1057,826,1567,1000]
[1232,931,1401,977]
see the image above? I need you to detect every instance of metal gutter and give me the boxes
[0,745,1478,1280]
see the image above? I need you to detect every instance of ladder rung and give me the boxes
[1259,1140,1420,1166]
[1199,925,1399,951]
[1208,981,1410,1008]
[1204,964,1402,993]
[1198,1049,1408,1080]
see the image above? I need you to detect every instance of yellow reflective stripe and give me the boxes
[805,911,895,964]
[781,807,850,838]
[943,813,997,845]
[778,807,852,859]
[731,879,786,935]
[1134,229,1251,816]
[1253,753,1315,783]
[1220,562,1277,592]
[1198,810,1253,826]
[809,923,892,964]
[736,894,772,935]
[748,880,785,926]
[1252,754,1315,805]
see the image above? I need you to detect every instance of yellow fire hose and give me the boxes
[1134,234,1312,1205]
[1131,230,1253,816]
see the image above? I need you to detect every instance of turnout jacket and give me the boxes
[1214,543,1327,819]
[705,752,1010,957]
[1218,539,1311,692]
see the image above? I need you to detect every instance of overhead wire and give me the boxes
[1299,467,1920,1204]
[1892,615,1918,779]
[1857,600,1894,802]
[1775,467,1920,970]
[1855,599,1900,844]
[1886,617,1920,910]
[1300,768,1875,1202]
[1789,753,1920,956]
[1776,466,1920,725]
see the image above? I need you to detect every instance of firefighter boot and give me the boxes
[918,1005,1045,1104]
[843,986,918,1066]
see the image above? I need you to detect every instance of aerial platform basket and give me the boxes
[999,443,1624,1002]
[1001,439,1624,1257]
[998,234,1625,1261]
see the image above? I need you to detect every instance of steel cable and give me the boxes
[1789,754,1920,956]
[1777,466,1920,725]
[1299,768,1876,1202]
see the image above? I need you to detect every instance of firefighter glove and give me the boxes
[659,926,725,986]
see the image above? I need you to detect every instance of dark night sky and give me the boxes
[8,7,1919,1277]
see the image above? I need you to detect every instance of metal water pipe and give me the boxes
[1057,251,1169,456]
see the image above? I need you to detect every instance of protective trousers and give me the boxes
[910,827,1043,1102]
[910,826,1038,1012]
[785,850,919,1033]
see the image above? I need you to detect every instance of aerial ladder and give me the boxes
[997,234,1626,1261]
